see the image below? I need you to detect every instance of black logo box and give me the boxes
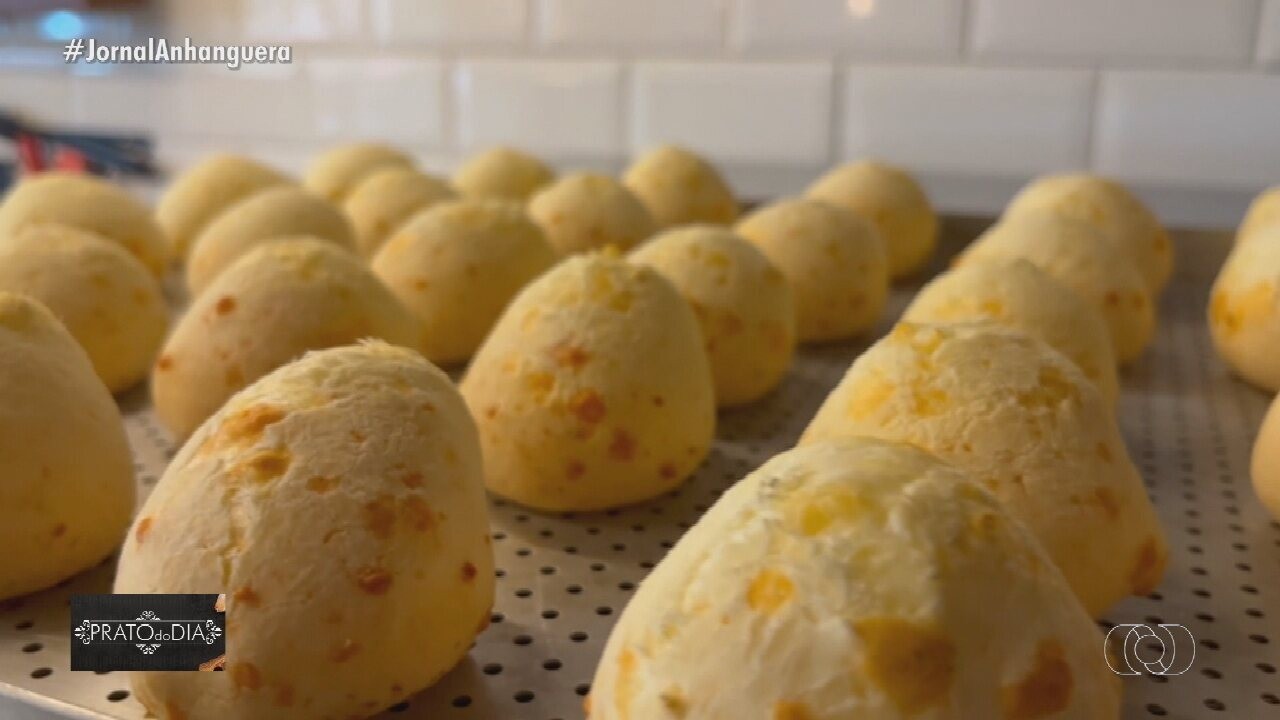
[70,594,225,672]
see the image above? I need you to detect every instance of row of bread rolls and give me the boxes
[589,438,1125,719]
[118,342,495,720]
[0,174,169,393]
[590,174,1174,716]
[1219,187,1280,523]
[0,145,1172,720]
[146,143,935,512]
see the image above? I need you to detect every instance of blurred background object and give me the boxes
[1,0,1278,225]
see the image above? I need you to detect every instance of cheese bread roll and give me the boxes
[591,438,1121,719]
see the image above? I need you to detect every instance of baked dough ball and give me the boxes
[527,172,656,255]
[802,323,1167,616]
[156,153,292,260]
[736,197,889,342]
[372,200,556,365]
[959,210,1155,364]
[629,226,796,407]
[460,252,715,511]
[904,258,1119,407]
[343,167,456,258]
[186,186,356,296]
[154,239,422,440]
[1238,186,1280,244]
[1208,233,1280,391]
[806,160,937,279]
[1005,174,1173,293]
[0,171,167,276]
[118,342,493,720]
[0,224,167,393]
[591,438,1121,720]
[623,145,738,228]
[0,292,134,600]
[303,142,413,203]
[452,146,554,202]
[1253,393,1280,522]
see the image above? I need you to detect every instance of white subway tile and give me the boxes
[309,57,445,145]
[157,0,247,43]
[154,136,319,177]
[369,0,527,47]
[539,0,724,52]
[1094,70,1280,188]
[631,62,831,165]
[455,59,622,157]
[732,0,961,57]
[841,65,1092,175]
[241,0,363,43]
[70,69,178,133]
[971,0,1257,65]
[1257,0,1280,68]
[0,71,73,125]
[170,64,314,140]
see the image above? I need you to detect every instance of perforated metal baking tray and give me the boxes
[1,222,1277,720]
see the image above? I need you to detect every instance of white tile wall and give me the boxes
[240,0,363,44]
[0,71,73,124]
[454,60,622,157]
[971,0,1258,66]
[1257,0,1280,68]
[539,0,724,53]
[5,0,1280,226]
[841,65,1093,176]
[369,0,528,48]
[632,62,831,165]
[71,70,178,134]
[731,0,962,58]
[309,57,447,144]
[168,64,313,140]
[1095,70,1280,188]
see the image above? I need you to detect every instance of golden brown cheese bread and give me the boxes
[958,210,1155,364]
[1004,173,1172,293]
[1208,231,1280,391]
[460,252,715,511]
[452,146,554,202]
[343,167,456,258]
[186,186,356,296]
[0,224,167,393]
[623,145,738,228]
[371,199,557,366]
[806,160,936,280]
[736,197,889,342]
[303,142,414,203]
[154,239,422,440]
[117,342,493,720]
[156,153,292,260]
[1238,186,1280,245]
[904,258,1119,407]
[629,225,796,407]
[0,171,167,276]
[1254,393,1280,522]
[528,172,656,255]
[591,438,1121,719]
[802,322,1167,616]
[0,292,135,600]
